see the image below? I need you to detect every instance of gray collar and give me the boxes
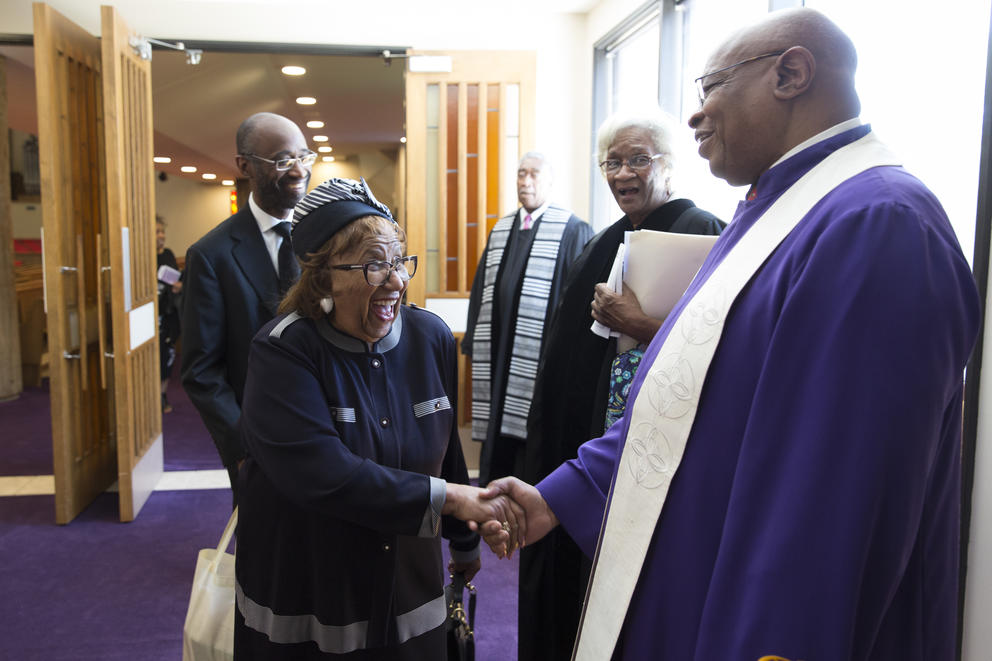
[315,307,403,353]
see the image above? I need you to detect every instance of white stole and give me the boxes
[572,132,900,660]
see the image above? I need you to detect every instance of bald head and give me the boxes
[689,8,862,186]
[234,113,311,217]
[236,112,303,155]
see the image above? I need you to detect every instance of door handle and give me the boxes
[96,233,107,390]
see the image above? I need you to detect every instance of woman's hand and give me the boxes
[591,283,662,345]
[478,477,558,558]
[443,483,527,556]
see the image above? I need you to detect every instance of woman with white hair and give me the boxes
[519,108,724,661]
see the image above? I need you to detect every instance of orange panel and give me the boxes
[466,84,479,280]
[486,84,500,233]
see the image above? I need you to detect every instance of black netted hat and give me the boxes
[291,177,394,259]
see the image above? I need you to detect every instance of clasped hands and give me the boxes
[443,477,559,559]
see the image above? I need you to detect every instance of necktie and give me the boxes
[522,213,533,230]
[273,222,298,296]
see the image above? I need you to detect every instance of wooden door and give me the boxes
[101,5,162,522]
[404,51,536,305]
[34,2,116,524]
[34,3,160,523]
[404,51,536,423]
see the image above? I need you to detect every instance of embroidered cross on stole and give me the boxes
[571,132,900,661]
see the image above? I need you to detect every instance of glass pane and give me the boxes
[803,0,988,263]
[611,21,660,113]
[466,84,480,285]
[446,84,459,292]
[426,84,440,293]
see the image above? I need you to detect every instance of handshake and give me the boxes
[442,477,559,558]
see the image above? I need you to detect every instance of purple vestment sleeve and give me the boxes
[537,419,626,557]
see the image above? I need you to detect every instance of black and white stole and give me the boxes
[471,205,571,442]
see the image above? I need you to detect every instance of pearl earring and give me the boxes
[320,297,334,314]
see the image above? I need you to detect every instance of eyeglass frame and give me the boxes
[239,150,318,171]
[694,50,787,106]
[598,153,666,176]
[331,255,418,286]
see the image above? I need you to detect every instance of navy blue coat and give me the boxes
[235,305,478,659]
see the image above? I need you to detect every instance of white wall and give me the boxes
[154,174,232,257]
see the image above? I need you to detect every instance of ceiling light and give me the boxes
[202,173,217,180]
[296,96,317,105]
[322,156,335,163]
[221,179,235,186]
[306,120,324,129]
[400,137,407,144]
[312,135,328,142]
[180,166,197,173]
[281,65,306,76]
[153,156,172,163]
[317,146,332,153]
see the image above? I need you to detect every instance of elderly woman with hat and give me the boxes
[234,178,521,660]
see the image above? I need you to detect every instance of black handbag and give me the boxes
[444,571,476,661]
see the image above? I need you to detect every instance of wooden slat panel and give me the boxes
[403,70,427,306]
[445,84,459,291]
[35,2,116,525]
[102,4,161,522]
[473,82,487,278]
[456,83,468,293]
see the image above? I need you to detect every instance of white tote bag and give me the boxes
[183,507,238,661]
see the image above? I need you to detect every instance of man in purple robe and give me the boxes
[479,8,980,660]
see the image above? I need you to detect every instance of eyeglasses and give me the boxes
[240,151,318,171]
[332,256,418,286]
[694,50,786,106]
[599,153,665,175]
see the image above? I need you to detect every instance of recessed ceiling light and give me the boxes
[400,137,407,144]
[312,135,328,142]
[221,179,235,186]
[202,173,217,180]
[306,120,324,129]
[322,156,335,162]
[296,96,317,105]
[281,65,306,76]
[180,166,197,173]
[317,146,332,153]
[153,156,172,163]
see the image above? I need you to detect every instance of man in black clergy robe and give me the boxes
[462,152,592,486]
[181,112,313,505]
[518,110,724,661]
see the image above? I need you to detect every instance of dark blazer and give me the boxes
[181,205,282,470]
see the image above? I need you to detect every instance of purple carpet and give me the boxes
[0,368,222,476]
[0,382,52,476]
[1,365,520,659]
[0,489,519,660]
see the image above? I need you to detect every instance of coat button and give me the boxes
[371,358,381,368]
[383,544,391,552]
[380,417,389,427]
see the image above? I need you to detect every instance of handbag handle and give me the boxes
[207,507,238,572]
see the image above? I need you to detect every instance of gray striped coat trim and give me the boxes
[471,206,571,441]
[237,581,446,653]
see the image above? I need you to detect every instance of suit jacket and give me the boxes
[181,206,282,469]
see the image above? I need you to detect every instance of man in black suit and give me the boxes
[181,112,314,503]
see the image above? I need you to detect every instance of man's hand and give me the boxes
[443,483,527,554]
[591,283,662,345]
[478,477,558,558]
